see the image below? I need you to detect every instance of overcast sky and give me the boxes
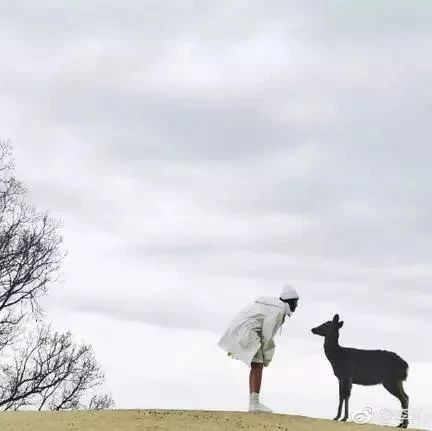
[1,1,431,428]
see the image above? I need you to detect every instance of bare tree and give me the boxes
[0,141,62,348]
[0,140,113,410]
[87,393,115,411]
[0,326,103,411]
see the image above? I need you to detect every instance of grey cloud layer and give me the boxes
[1,0,431,366]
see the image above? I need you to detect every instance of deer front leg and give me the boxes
[333,380,344,421]
[341,379,353,422]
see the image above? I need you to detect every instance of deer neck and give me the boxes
[324,334,340,359]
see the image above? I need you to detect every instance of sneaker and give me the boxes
[249,402,273,413]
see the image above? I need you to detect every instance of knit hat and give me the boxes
[280,284,299,300]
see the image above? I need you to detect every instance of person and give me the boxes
[218,284,299,413]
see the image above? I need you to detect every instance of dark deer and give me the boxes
[312,314,409,428]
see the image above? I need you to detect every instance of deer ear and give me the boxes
[333,314,340,323]
[338,321,344,328]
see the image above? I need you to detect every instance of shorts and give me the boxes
[251,346,264,364]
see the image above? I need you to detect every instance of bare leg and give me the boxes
[249,362,264,394]
[334,380,343,421]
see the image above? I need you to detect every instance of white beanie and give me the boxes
[280,284,299,300]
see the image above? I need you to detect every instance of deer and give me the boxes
[311,314,409,428]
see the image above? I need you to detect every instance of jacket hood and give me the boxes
[255,296,293,317]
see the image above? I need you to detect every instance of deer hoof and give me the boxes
[341,417,348,422]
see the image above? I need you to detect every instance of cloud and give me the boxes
[1,0,431,424]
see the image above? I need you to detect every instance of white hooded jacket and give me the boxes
[217,297,292,367]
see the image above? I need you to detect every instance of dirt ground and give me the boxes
[0,410,421,431]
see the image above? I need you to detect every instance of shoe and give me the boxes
[249,402,273,413]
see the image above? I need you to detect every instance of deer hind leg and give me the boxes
[383,379,409,429]
[397,381,409,429]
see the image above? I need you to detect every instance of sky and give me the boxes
[1,0,431,428]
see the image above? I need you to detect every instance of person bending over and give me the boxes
[218,285,299,413]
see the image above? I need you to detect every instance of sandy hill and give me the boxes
[0,409,422,430]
